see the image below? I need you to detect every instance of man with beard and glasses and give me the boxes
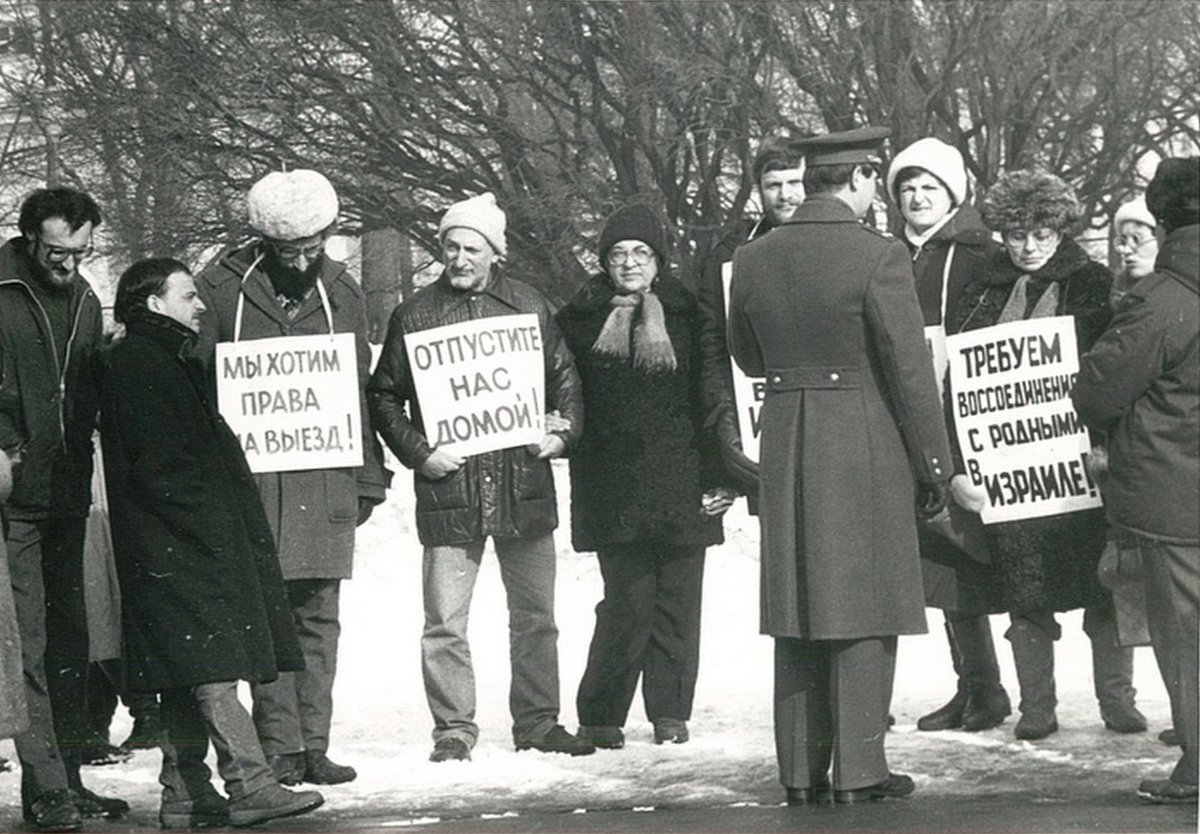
[0,188,127,830]
[196,170,388,788]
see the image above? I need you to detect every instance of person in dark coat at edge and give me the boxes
[558,205,734,750]
[196,170,389,788]
[884,137,1013,733]
[946,170,1146,741]
[1072,157,1200,804]
[102,257,324,828]
[697,137,805,509]
[0,187,128,831]
[368,193,594,762]
[728,127,952,806]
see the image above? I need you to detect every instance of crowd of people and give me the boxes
[0,129,1195,830]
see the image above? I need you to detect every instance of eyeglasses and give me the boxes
[1112,234,1155,253]
[268,240,326,262]
[1002,228,1059,248]
[608,246,656,267]
[37,239,93,264]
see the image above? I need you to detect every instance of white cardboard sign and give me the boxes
[216,333,364,473]
[945,316,1102,524]
[722,262,763,463]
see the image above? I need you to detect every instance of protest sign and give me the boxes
[216,333,364,473]
[924,324,948,401]
[404,314,545,458]
[945,316,1102,524]
[722,263,764,463]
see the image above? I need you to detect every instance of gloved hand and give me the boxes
[916,480,948,519]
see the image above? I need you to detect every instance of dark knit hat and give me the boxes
[598,204,667,265]
[1146,157,1200,233]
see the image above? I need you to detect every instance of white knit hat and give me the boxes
[886,137,969,207]
[1113,196,1156,231]
[438,192,507,257]
[247,170,338,241]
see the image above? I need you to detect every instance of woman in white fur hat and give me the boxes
[1110,196,1160,305]
[886,137,1013,735]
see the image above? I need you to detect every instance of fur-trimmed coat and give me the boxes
[948,236,1112,614]
[556,273,724,552]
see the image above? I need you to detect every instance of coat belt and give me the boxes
[764,367,860,391]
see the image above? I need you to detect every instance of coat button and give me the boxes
[772,375,781,383]
[934,466,943,475]
[830,372,839,381]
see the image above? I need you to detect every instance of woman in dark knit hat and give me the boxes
[945,170,1145,741]
[557,204,733,749]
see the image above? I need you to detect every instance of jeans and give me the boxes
[252,579,341,756]
[422,534,559,747]
[160,682,275,802]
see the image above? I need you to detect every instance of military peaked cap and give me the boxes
[793,126,891,167]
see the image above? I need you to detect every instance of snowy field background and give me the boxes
[0,459,1183,829]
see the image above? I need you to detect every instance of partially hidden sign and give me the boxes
[404,314,545,458]
[945,316,1102,524]
[216,333,364,473]
[722,262,763,463]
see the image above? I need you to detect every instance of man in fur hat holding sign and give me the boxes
[197,169,388,787]
[368,193,594,762]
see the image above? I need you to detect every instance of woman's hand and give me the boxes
[949,474,988,513]
[701,487,736,517]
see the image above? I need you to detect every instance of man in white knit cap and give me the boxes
[368,193,594,761]
[196,169,388,787]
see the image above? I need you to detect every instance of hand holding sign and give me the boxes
[950,474,987,513]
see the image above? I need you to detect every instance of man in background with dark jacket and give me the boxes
[368,193,592,763]
[0,188,126,830]
[697,136,805,505]
[1072,156,1200,805]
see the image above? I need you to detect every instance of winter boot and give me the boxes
[955,615,1012,731]
[1007,618,1058,740]
[1089,618,1148,733]
[917,622,967,731]
[120,692,162,751]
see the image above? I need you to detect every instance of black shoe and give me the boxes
[303,750,357,784]
[1137,778,1198,804]
[786,781,832,806]
[159,789,230,829]
[429,737,472,763]
[1159,727,1182,746]
[119,713,162,751]
[653,718,689,745]
[917,690,966,731]
[267,752,305,785]
[1102,702,1148,734]
[71,785,130,819]
[578,725,625,750]
[226,783,323,827]
[1014,711,1058,741]
[75,735,134,766]
[834,773,915,804]
[516,724,595,756]
[23,789,83,832]
[961,685,1012,731]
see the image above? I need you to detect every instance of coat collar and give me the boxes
[1156,225,1199,292]
[982,235,1092,287]
[124,308,199,357]
[783,194,860,225]
[210,241,350,329]
[563,271,694,316]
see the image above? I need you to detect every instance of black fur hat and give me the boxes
[1146,157,1200,233]
[598,204,667,265]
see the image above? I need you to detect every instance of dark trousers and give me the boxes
[7,517,87,803]
[774,635,897,792]
[251,578,341,756]
[576,542,705,727]
[1137,536,1199,785]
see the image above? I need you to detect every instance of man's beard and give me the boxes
[264,250,323,301]
[37,265,75,291]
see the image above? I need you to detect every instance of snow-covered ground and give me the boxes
[0,462,1182,829]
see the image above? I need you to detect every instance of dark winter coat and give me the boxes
[1072,225,1199,545]
[101,310,303,691]
[902,205,1006,614]
[368,271,583,547]
[0,534,25,739]
[0,237,103,519]
[728,195,952,639]
[696,217,774,500]
[195,242,388,580]
[557,272,724,551]
[947,236,1113,613]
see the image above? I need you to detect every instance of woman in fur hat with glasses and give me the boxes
[945,170,1146,741]
[556,204,734,750]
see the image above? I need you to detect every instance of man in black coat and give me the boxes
[102,258,324,828]
[697,136,805,505]
[0,188,125,830]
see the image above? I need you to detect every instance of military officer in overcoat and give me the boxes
[728,127,952,806]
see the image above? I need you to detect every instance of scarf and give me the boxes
[997,273,1061,324]
[591,289,677,372]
